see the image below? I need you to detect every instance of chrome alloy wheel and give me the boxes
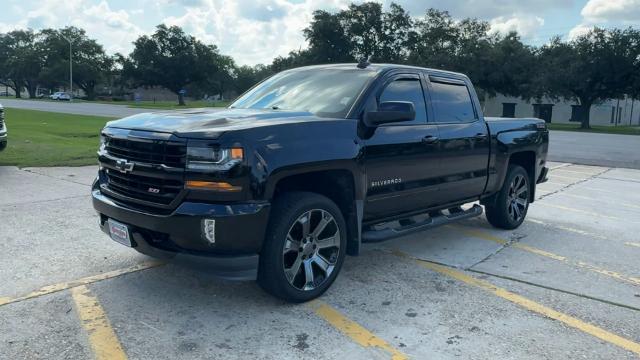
[507,174,528,222]
[282,209,341,291]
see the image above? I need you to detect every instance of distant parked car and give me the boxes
[0,104,7,151]
[50,92,71,101]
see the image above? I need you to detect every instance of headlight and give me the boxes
[98,135,107,153]
[186,147,244,171]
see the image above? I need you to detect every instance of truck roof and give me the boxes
[288,63,468,79]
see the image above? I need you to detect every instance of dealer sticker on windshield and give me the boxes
[108,219,132,247]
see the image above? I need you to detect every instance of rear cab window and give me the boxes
[429,77,476,123]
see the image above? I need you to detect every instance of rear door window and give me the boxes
[430,80,476,123]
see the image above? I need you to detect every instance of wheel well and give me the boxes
[273,170,360,255]
[509,151,536,201]
[274,170,355,219]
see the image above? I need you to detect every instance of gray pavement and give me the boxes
[1,162,640,359]
[548,130,640,169]
[0,99,152,118]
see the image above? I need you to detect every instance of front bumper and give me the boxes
[92,184,270,280]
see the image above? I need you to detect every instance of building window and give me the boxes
[502,103,516,118]
[533,104,553,123]
[570,105,584,122]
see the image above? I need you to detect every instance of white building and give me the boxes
[484,94,639,126]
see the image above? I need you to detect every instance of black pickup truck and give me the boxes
[92,63,548,302]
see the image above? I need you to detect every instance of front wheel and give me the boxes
[258,192,347,302]
[485,165,530,229]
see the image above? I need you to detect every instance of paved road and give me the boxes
[0,99,153,117]
[548,131,640,169]
[3,99,639,169]
[2,162,640,359]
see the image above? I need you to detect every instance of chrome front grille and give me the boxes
[100,132,186,208]
[105,137,186,168]
[104,169,182,205]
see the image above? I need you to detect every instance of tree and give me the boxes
[233,64,272,94]
[303,10,353,64]
[379,3,414,63]
[339,2,385,60]
[539,28,640,128]
[408,9,460,69]
[0,30,45,98]
[39,27,112,100]
[482,32,538,100]
[126,24,226,105]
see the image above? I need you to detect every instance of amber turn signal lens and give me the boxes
[230,148,244,160]
[185,181,242,192]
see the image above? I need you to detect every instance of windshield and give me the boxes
[230,68,377,118]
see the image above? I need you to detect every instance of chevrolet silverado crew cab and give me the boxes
[0,104,6,151]
[93,63,549,302]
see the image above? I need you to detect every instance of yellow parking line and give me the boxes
[536,203,626,222]
[553,193,640,211]
[577,186,631,197]
[549,174,585,181]
[552,168,604,175]
[450,226,640,286]
[309,300,408,360]
[527,219,608,240]
[601,176,640,183]
[71,285,127,360]
[625,242,640,249]
[0,261,162,307]
[395,252,640,356]
[548,163,570,170]
[541,181,569,187]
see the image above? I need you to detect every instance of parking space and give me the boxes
[1,162,640,359]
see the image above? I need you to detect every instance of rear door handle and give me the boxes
[422,135,439,144]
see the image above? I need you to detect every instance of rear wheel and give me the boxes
[258,192,346,302]
[485,165,530,229]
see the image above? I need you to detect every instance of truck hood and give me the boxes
[105,108,325,139]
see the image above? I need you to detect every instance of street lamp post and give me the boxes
[61,34,73,101]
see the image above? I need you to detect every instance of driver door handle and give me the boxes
[422,135,439,144]
[475,133,488,140]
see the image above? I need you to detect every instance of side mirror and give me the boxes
[365,101,415,126]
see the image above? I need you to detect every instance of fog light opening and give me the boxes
[203,219,216,244]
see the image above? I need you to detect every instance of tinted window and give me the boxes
[379,78,427,124]
[230,68,377,118]
[430,81,476,123]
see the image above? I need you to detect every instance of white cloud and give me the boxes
[1,0,144,55]
[581,0,640,23]
[161,0,352,65]
[0,0,589,65]
[568,23,594,39]
[489,14,545,38]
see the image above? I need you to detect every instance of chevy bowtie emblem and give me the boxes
[115,159,134,174]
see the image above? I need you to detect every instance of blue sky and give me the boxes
[1,0,638,65]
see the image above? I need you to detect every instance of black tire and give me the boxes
[485,165,531,230]
[258,192,347,303]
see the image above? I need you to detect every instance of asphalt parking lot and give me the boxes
[1,162,640,359]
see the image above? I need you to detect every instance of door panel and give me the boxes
[363,124,440,220]
[427,77,490,205]
[434,121,490,203]
[362,74,441,221]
